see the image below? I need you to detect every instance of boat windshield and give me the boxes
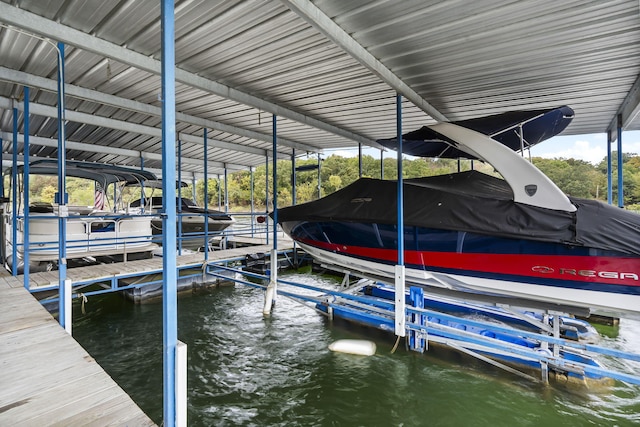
[181,198,198,208]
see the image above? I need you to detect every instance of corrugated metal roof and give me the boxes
[1,0,639,177]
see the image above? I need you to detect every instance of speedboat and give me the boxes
[1,160,158,272]
[276,107,640,319]
[129,181,234,250]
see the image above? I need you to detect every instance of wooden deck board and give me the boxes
[12,244,293,291]
[0,286,155,425]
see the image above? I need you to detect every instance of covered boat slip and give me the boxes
[0,274,155,426]
[3,1,640,425]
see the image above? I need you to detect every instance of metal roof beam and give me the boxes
[280,0,448,123]
[0,66,318,154]
[607,72,640,142]
[0,95,290,160]
[0,3,375,147]
[0,131,247,175]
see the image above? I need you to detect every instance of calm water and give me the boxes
[72,272,640,426]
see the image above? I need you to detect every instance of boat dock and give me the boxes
[0,273,155,425]
[0,243,293,425]
[17,243,293,294]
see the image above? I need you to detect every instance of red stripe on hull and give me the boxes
[298,238,640,288]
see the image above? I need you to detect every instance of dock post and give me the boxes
[264,114,278,315]
[617,114,624,208]
[394,93,406,338]
[263,248,278,315]
[395,265,406,337]
[11,104,18,276]
[63,278,72,334]
[176,340,187,427]
[23,86,30,289]
[160,0,179,425]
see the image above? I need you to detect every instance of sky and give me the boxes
[327,131,640,165]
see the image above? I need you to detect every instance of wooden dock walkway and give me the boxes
[0,243,292,425]
[19,243,293,290]
[0,278,156,425]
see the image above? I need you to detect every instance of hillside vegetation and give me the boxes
[23,152,640,213]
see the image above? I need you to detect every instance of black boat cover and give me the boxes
[377,106,574,159]
[276,171,640,256]
[13,159,157,185]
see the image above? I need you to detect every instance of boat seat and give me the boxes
[29,203,53,213]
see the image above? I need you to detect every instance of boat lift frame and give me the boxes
[202,261,640,387]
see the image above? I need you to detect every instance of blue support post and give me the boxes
[140,156,146,212]
[617,115,624,208]
[177,140,182,254]
[0,137,3,198]
[396,95,404,266]
[203,129,209,261]
[358,143,362,177]
[291,150,296,206]
[56,42,71,333]
[160,1,179,425]
[272,115,278,249]
[11,107,18,276]
[317,153,321,199]
[250,167,255,236]
[23,86,30,289]
[265,155,269,245]
[395,94,405,337]
[217,174,222,211]
[263,115,278,315]
[224,169,228,213]
[191,175,196,203]
[607,130,612,205]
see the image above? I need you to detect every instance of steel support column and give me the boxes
[160,1,179,425]
[358,143,362,178]
[291,150,297,205]
[265,155,269,245]
[56,42,70,334]
[217,174,221,211]
[317,153,321,199]
[617,115,624,208]
[395,94,405,337]
[0,137,3,197]
[223,169,228,213]
[23,86,30,289]
[177,140,182,254]
[607,130,612,205]
[191,175,196,203]
[263,115,278,315]
[271,115,278,249]
[203,128,209,261]
[11,106,18,276]
[140,156,146,211]
[250,167,255,236]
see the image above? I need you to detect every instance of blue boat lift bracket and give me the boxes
[199,262,640,387]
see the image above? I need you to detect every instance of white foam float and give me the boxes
[328,339,376,356]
